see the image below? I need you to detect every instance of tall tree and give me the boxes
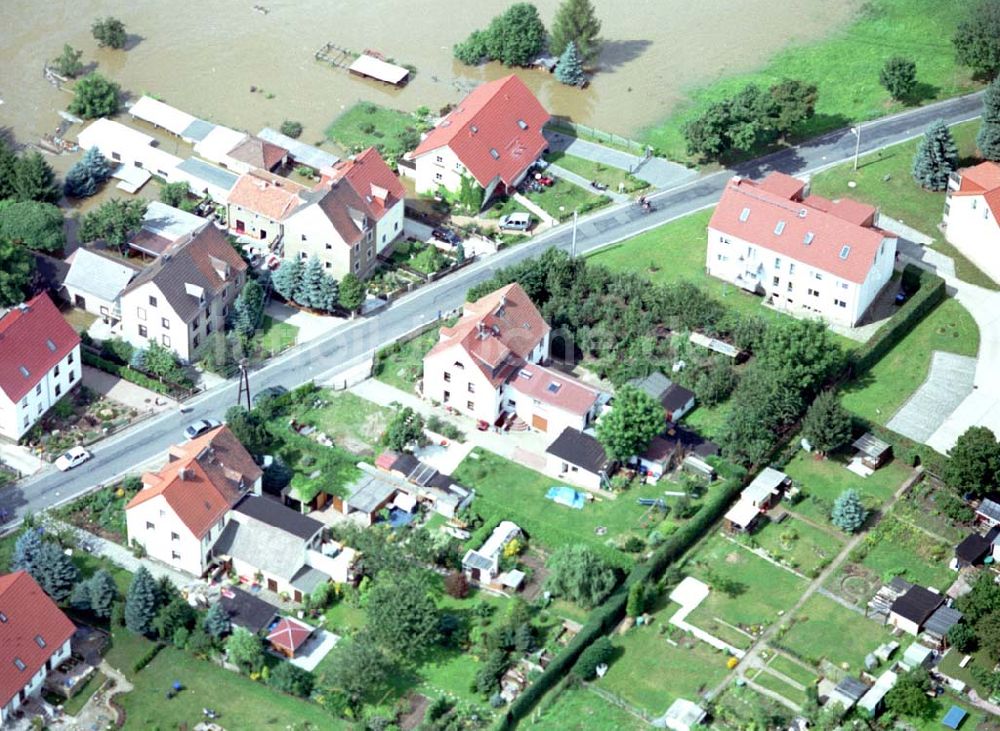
[944,426,1000,497]
[759,319,842,397]
[831,489,868,533]
[159,181,191,208]
[11,529,44,574]
[596,384,664,461]
[78,198,147,250]
[203,601,231,639]
[885,668,935,719]
[232,278,265,338]
[91,16,127,49]
[87,569,118,618]
[879,57,918,101]
[12,152,59,203]
[31,542,80,602]
[225,626,264,672]
[550,0,602,63]
[324,633,393,702]
[953,0,1000,78]
[272,258,303,302]
[545,544,618,608]
[153,597,196,641]
[766,79,818,137]
[0,201,65,253]
[454,3,546,67]
[555,41,586,87]
[0,239,34,306]
[365,570,440,658]
[51,44,85,78]
[801,390,853,455]
[224,406,271,455]
[338,272,366,313]
[978,77,1000,161]
[68,73,121,119]
[0,138,17,200]
[298,256,326,308]
[64,146,112,198]
[382,406,426,451]
[573,636,613,679]
[912,120,959,191]
[316,273,339,313]
[125,566,160,635]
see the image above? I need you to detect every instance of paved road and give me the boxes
[0,91,985,525]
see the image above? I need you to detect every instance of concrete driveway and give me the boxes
[886,351,977,443]
[543,130,698,189]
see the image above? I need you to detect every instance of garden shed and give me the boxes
[852,433,892,470]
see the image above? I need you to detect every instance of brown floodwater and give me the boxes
[1,0,857,157]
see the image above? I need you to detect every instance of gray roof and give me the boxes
[345,472,399,514]
[290,565,330,593]
[64,249,139,302]
[977,498,1000,522]
[742,467,788,504]
[834,676,869,702]
[258,127,339,170]
[219,588,276,633]
[175,156,238,191]
[924,606,962,637]
[213,518,307,582]
[141,201,208,240]
[661,383,695,413]
[234,495,322,540]
[462,550,494,572]
[545,427,610,473]
[853,432,891,459]
[628,372,673,401]
[181,119,215,142]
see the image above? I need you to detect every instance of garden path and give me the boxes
[70,662,133,729]
[512,192,557,227]
[547,163,631,204]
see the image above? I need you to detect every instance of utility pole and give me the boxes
[852,123,862,171]
[236,359,251,410]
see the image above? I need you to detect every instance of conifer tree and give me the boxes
[298,256,326,309]
[550,0,602,62]
[912,120,958,191]
[125,566,160,635]
[831,489,868,533]
[87,569,118,619]
[978,78,1000,161]
[272,258,303,302]
[555,41,586,87]
[203,601,231,638]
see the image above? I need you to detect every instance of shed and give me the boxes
[954,532,994,567]
[267,617,314,658]
[663,698,707,731]
[348,54,410,85]
[741,467,789,509]
[63,249,139,319]
[343,472,399,525]
[924,605,963,643]
[545,427,612,490]
[889,585,944,636]
[129,95,196,137]
[258,127,339,170]
[975,498,1000,527]
[853,433,892,470]
[689,331,742,360]
[724,500,760,533]
[661,383,696,422]
[942,705,967,729]
[900,642,934,670]
[857,669,897,717]
[173,157,239,202]
[828,676,868,709]
[682,454,716,481]
[219,587,277,634]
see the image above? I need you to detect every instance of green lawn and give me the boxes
[938,648,994,697]
[325,101,421,159]
[544,152,649,195]
[682,402,731,443]
[374,326,441,393]
[481,195,533,221]
[808,120,996,290]
[749,667,808,706]
[390,240,453,275]
[783,450,909,526]
[453,448,706,566]
[777,594,891,671]
[858,515,954,591]
[765,652,817,687]
[256,315,298,354]
[895,694,987,731]
[118,646,341,730]
[840,297,980,425]
[749,516,844,577]
[682,533,807,641]
[531,685,649,731]
[293,389,394,456]
[599,624,731,715]
[525,178,612,222]
[642,0,980,161]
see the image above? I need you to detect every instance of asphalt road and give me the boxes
[1,90,985,523]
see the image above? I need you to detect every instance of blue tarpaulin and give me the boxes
[546,486,586,509]
[942,705,967,729]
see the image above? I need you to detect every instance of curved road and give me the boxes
[0,91,985,523]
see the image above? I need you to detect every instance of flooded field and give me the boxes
[1,0,857,152]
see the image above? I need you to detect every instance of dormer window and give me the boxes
[517,120,528,130]
[739,208,750,222]
[489,148,499,160]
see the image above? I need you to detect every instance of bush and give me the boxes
[573,636,614,679]
[267,662,315,697]
[280,120,303,139]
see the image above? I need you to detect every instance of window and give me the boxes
[720,236,730,244]
[325,262,331,269]
[839,245,851,259]
[13,658,25,671]
[394,221,399,231]
[206,321,212,334]
[149,295,158,307]
[162,334,171,347]
[301,251,308,259]
[367,247,373,258]
[0,611,6,623]
[34,635,46,649]
[774,221,786,235]
[489,148,499,159]
[353,243,360,253]
[162,318,170,329]
[808,288,819,297]
[35,384,41,396]
[54,384,61,397]
[772,276,780,286]
[137,306,146,321]
[146,521,155,530]
[435,155,443,163]
[193,335,200,348]
[803,232,814,245]
[68,352,74,365]
[138,324,148,338]
[739,207,751,222]
[354,261,360,272]
[834,299,847,308]
[467,383,475,393]
[774,257,781,269]
[54,364,60,377]
[972,198,978,209]
[787,281,793,292]
[443,372,451,382]
[325,243,332,250]
[466,400,475,410]
[301,234,307,242]
[20,397,26,408]
[435,172,443,181]
[789,263,796,274]
[171,532,180,541]
[443,390,450,403]
[814,272,823,281]
[23,415,28,428]
[171,551,181,561]
[840,282,848,290]
[716,254,728,262]
[68,371,74,382]
[453,361,464,370]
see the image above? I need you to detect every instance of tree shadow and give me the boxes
[905,81,940,107]
[595,39,653,73]
[0,125,18,150]
[123,34,145,52]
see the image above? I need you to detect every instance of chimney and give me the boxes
[178,466,191,481]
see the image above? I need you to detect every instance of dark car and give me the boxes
[252,385,288,406]
[894,289,908,306]
[431,227,461,245]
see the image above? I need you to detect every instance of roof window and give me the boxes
[803,232,815,245]
[519,369,533,379]
[517,119,528,130]
[45,339,56,352]
[470,125,478,134]
[774,220,786,235]
[547,382,562,394]
[739,207,750,222]
[839,245,851,259]
[19,366,29,378]
[489,148,500,160]
[34,635,46,648]
[0,611,7,623]
[13,658,26,671]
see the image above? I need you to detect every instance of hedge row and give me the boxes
[849,265,946,376]
[83,351,176,395]
[496,473,746,729]
[856,417,946,478]
[132,642,164,673]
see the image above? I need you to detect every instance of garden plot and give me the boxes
[776,594,891,672]
[748,515,844,577]
[530,685,649,731]
[854,515,954,592]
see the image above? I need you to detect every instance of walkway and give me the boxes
[82,365,177,414]
[887,351,977,443]
[547,162,630,204]
[667,577,746,658]
[71,661,133,730]
[543,130,698,190]
[512,192,556,227]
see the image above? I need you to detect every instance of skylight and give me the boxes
[13,658,25,671]
[519,369,533,379]
[0,611,7,623]
[45,339,56,352]
[489,148,500,160]
[18,366,29,378]
[547,382,562,394]
[34,635,46,649]
[739,207,751,222]
[470,125,478,134]
[839,245,851,259]
[803,232,815,245]
[517,119,528,130]
[774,220,786,235]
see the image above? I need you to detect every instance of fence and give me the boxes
[545,119,648,156]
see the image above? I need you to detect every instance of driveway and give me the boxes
[544,130,698,189]
[264,301,343,344]
[82,365,177,413]
[886,351,977,443]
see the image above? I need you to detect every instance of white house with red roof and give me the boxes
[284,147,405,279]
[944,161,1000,283]
[422,283,602,433]
[0,571,76,724]
[707,172,898,327]
[407,75,549,202]
[0,293,81,441]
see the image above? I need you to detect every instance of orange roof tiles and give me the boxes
[227,171,307,221]
[508,364,599,416]
[413,75,549,188]
[267,617,312,654]
[0,571,76,709]
[127,426,262,538]
[326,147,405,222]
[953,161,1000,220]
[709,173,893,284]
[0,293,80,403]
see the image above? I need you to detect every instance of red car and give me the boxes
[534,173,555,186]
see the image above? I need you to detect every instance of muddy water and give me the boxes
[0,0,856,153]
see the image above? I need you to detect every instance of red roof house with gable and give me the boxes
[407,75,549,202]
[0,571,76,724]
[944,161,1000,284]
[706,172,898,327]
[0,292,82,441]
[422,282,602,434]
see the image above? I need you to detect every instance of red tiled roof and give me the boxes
[954,161,1000,221]
[127,426,262,538]
[267,617,312,653]
[0,292,80,403]
[412,75,549,187]
[227,136,288,171]
[507,364,599,416]
[326,147,405,222]
[426,283,550,385]
[375,451,399,471]
[709,173,893,284]
[0,571,76,709]
[227,171,307,221]
[758,172,806,200]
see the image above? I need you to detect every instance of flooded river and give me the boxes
[1,0,856,152]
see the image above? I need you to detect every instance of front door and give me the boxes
[532,414,548,432]
[267,578,278,592]
[235,219,245,233]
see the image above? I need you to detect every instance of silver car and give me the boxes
[184,418,222,440]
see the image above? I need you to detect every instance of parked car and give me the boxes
[894,289,908,306]
[184,418,222,440]
[252,385,288,406]
[431,227,461,245]
[55,446,92,472]
[534,174,555,186]
[498,212,532,232]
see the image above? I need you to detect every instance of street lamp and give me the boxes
[571,210,578,258]
[851,123,862,171]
